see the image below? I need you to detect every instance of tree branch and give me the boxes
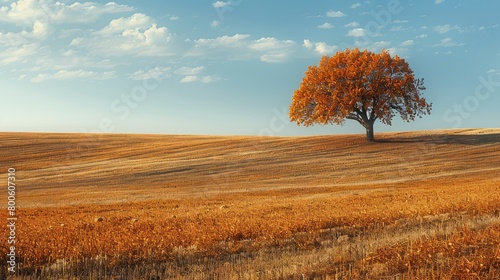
[354,107,369,125]
[346,113,363,124]
[369,97,378,122]
[390,104,403,112]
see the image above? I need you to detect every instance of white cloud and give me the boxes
[433,24,460,34]
[188,34,296,63]
[179,74,221,83]
[386,47,409,57]
[211,20,220,28]
[169,16,179,21]
[180,75,198,83]
[73,14,172,57]
[416,34,428,38]
[0,3,180,82]
[350,3,362,9]
[249,37,294,51]
[62,50,75,57]
[369,41,392,50]
[32,20,49,37]
[212,1,231,8]
[354,40,392,53]
[326,10,346,18]
[433,37,464,47]
[174,66,220,83]
[201,75,222,83]
[69,37,83,46]
[313,42,337,55]
[303,39,313,49]
[249,37,295,62]
[0,43,38,64]
[303,39,338,56]
[399,40,414,46]
[131,66,171,80]
[174,66,205,76]
[31,69,116,82]
[96,13,152,36]
[0,0,134,25]
[434,0,444,4]
[191,34,250,50]
[347,28,367,37]
[259,53,288,63]
[317,23,334,29]
[31,73,51,83]
[344,21,359,28]
[0,19,49,47]
[174,66,205,83]
[26,48,118,72]
[53,69,115,80]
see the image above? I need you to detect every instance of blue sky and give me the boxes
[0,0,499,136]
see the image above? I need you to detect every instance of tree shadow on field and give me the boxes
[377,133,500,146]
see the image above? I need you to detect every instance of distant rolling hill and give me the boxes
[1,128,499,207]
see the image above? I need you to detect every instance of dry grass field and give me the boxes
[1,129,499,279]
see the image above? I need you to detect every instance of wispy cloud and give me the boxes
[434,0,445,4]
[174,66,221,83]
[326,10,346,18]
[350,3,362,9]
[174,66,205,76]
[399,40,414,46]
[0,20,49,46]
[200,75,222,83]
[95,13,152,36]
[31,69,116,82]
[433,24,461,34]
[0,0,134,25]
[131,67,171,81]
[187,34,296,63]
[179,75,198,83]
[344,22,360,28]
[433,37,465,47]
[317,23,334,29]
[0,43,38,64]
[390,26,408,31]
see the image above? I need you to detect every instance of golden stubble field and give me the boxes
[1,129,499,279]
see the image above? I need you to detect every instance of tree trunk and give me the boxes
[365,122,375,142]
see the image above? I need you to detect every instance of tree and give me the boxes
[289,48,432,141]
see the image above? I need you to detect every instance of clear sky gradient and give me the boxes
[0,0,499,136]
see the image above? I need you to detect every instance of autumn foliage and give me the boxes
[289,48,432,141]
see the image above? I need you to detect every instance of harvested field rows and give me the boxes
[0,129,499,278]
